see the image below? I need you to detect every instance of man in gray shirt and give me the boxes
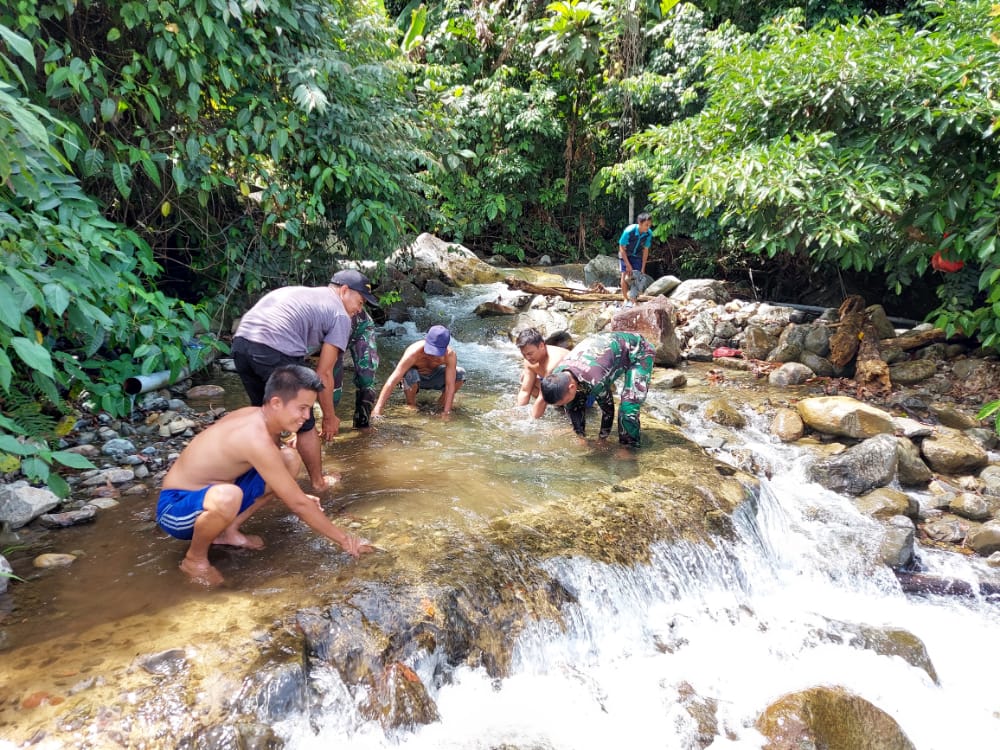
[231,269,378,492]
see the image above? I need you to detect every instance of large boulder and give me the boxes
[669,279,731,303]
[919,428,989,475]
[807,434,899,495]
[796,396,895,439]
[386,233,503,287]
[609,296,682,365]
[967,520,1000,556]
[756,686,916,750]
[0,481,61,529]
[583,254,621,287]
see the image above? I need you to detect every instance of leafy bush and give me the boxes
[1,23,216,479]
[627,0,1000,347]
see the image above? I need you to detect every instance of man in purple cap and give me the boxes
[231,269,379,491]
[371,324,466,417]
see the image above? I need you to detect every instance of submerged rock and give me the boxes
[756,686,916,750]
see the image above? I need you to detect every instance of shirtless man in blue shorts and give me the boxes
[156,365,372,586]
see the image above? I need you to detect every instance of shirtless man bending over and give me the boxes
[514,327,570,419]
[156,364,371,586]
[371,325,466,417]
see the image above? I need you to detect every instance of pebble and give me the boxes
[33,553,77,568]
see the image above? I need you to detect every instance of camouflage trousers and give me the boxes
[333,311,379,428]
[615,349,653,446]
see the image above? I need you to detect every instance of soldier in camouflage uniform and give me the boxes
[539,331,654,446]
[332,308,380,428]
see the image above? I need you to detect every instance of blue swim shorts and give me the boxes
[156,468,266,540]
[402,365,466,392]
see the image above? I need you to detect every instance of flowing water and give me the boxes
[281,283,1000,749]
[1,281,998,748]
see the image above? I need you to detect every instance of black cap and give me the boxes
[330,269,378,305]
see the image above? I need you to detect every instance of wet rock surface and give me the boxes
[1,271,999,746]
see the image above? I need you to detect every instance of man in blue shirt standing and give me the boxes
[617,212,653,305]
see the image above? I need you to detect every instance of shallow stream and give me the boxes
[1,282,998,748]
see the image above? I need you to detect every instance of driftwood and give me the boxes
[828,295,867,368]
[854,320,891,395]
[505,278,651,302]
[879,328,947,349]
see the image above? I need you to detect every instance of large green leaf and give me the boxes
[9,336,54,378]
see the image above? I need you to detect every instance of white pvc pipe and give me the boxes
[122,342,217,396]
[123,367,191,396]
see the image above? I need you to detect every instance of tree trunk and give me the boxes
[855,320,892,395]
[505,278,635,302]
[879,328,947,349]
[828,295,867,368]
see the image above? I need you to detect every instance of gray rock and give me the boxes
[920,428,989,474]
[807,434,899,495]
[38,506,98,528]
[102,438,137,456]
[583,255,621,287]
[0,481,61,529]
[768,362,814,386]
[0,554,13,594]
[797,351,836,377]
[947,492,992,521]
[967,520,1000,556]
[644,275,682,297]
[658,369,687,389]
[921,516,970,543]
[670,279,731,304]
[894,437,933,486]
[802,324,833,356]
[889,360,937,385]
[890,417,933,440]
[981,465,1000,497]
[741,325,777,360]
[866,305,898,340]
[82,468,135,486]
[880,515,915,569]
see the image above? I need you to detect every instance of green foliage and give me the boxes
[1,23,218,428]
[978,399,1000,437]
[627,0,1000,345]
[5,0,436,304]
[0,410,95,498]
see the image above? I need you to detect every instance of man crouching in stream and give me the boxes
[156,364,372,586]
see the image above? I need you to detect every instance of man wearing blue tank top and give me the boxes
[617,212,653,305]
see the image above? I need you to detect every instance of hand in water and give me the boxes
[340,533,377,557]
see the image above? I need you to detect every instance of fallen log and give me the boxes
[878,328,947,350]
[854,319,891,395]
[895,571,1000,599]
[505,278,651,302]
[828,295,867,368]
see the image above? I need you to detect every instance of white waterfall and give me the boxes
[284,283,1000,750]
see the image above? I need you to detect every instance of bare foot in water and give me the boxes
[212,530,265,549]
[180,557,224,587]
[310,473,341,493]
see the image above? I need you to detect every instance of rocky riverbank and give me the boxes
[1,236,999,747]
